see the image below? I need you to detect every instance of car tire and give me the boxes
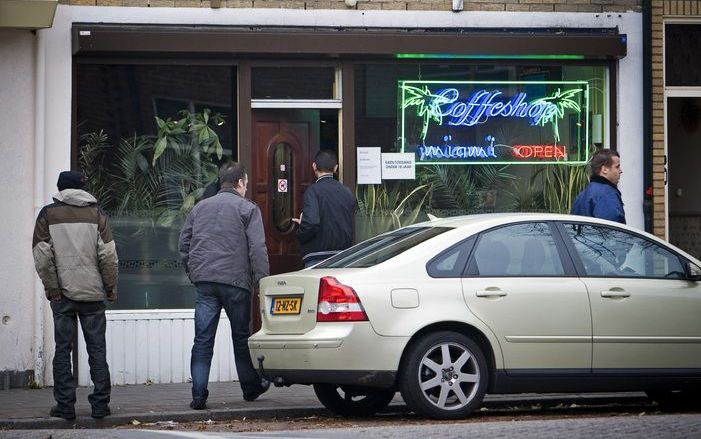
[399,331,488,420]
[313,384,396,416]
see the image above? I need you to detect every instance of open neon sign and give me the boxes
[399,80,589,165]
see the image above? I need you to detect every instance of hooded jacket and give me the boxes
[571,175,626,224]
[32,189,119,301]
[178,188,270,292]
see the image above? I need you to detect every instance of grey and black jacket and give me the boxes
[32,189,119,302]
[179,188,270,292]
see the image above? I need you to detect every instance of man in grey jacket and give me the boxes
[179,162,270,409]
[33,170,118,420]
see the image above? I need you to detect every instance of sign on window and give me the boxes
[399,80,590,165]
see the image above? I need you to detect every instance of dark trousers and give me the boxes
[50,298,111,411]
[191,282,260,402]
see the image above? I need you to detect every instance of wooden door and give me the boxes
[252,109,319,274]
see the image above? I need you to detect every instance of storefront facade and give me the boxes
[0,2,643,388]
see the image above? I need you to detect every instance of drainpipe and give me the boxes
[33,28,47,386]
[642,0,653,233]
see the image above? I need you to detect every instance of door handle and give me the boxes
[600,290,630,298]
[476,290,507,298]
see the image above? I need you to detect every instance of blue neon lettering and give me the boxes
[432,88,557,126]
[418,136,497,160]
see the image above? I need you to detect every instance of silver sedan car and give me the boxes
[249,213,701,419]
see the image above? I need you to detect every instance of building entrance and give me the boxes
[667,96,701,259]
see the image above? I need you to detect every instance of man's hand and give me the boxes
[106,289,118,303]
[46,288,61,302]
[291,212,303,225]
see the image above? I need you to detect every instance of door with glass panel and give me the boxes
[252,109,319,275]
[559,222,701,370]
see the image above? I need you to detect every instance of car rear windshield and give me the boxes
[314,226,453,268]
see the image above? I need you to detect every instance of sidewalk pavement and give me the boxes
[0,381,649,430]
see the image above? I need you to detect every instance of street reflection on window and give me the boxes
[564,224,686,279]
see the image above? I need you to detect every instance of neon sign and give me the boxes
[512,144,567,160]
[399,80,589,165]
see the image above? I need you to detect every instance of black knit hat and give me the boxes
[57,171,86,191]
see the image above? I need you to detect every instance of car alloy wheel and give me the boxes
[313,383,396,416]
[400,331,488,419]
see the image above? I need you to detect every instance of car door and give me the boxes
[460,221,592,375]
[558,221,701,371]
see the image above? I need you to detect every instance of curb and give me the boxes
[0,393,651,430]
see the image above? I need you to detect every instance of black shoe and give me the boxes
[190,399,207,410]
[91,406,111,419]
[49,405,76,420]
[243,379,270,402]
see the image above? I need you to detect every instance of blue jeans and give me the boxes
[50,298,110,412]
[191,282,261,402]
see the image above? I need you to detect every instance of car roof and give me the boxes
[408,212,701,266]
[413,212,623,229]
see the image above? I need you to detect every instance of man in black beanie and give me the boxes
[33,170,118,420]
[56,170,87,191]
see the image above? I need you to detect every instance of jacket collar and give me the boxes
[218,184,244,197]
[591,175,620,193]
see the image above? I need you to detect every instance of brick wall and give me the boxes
[58,0,642,12]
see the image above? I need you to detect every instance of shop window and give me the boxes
[252,67,336,100]
[353,62,609,242]
[76,64,236,310]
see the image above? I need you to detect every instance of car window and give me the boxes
[315,226,452,269]
[427,237,475,278]
[467,222,565,277]
[562,223,686,279]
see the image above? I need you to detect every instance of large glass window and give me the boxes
[76,64,236,309]
[354,62,609,242]
[252,67,336,99]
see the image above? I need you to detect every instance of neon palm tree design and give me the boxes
[530,88,583,142]
[401,84,453,144]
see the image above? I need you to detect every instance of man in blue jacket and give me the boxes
[292,150,355,267]
[179,162,270,409]
[571,149,626,224]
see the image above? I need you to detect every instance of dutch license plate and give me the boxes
[271,297,302,315]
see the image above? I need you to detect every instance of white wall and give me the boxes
[0,29,38,376]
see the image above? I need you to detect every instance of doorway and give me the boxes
[667,96,701,259]
[251,108,340,275]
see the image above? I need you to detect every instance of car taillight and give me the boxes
[316,276,368,322]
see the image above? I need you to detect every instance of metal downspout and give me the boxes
[33,28,47,386]
[642,0,653,233]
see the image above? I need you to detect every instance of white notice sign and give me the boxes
[381,153,415,180]
[357,147,382,184]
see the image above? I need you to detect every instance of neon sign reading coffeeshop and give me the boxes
[399,80,590,165]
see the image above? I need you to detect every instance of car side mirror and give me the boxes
[687,262,701,281]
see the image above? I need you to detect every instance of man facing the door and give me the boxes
[179,162,270,408]
[292,150,356,267]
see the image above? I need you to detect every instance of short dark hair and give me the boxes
[314,150,338,173]
[590,149,620,177]
[219,161,247,186]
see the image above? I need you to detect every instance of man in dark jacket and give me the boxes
[571,149,626,224]
[292,150,356,267]
[179,162,270,409]
[33,171,118,420]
